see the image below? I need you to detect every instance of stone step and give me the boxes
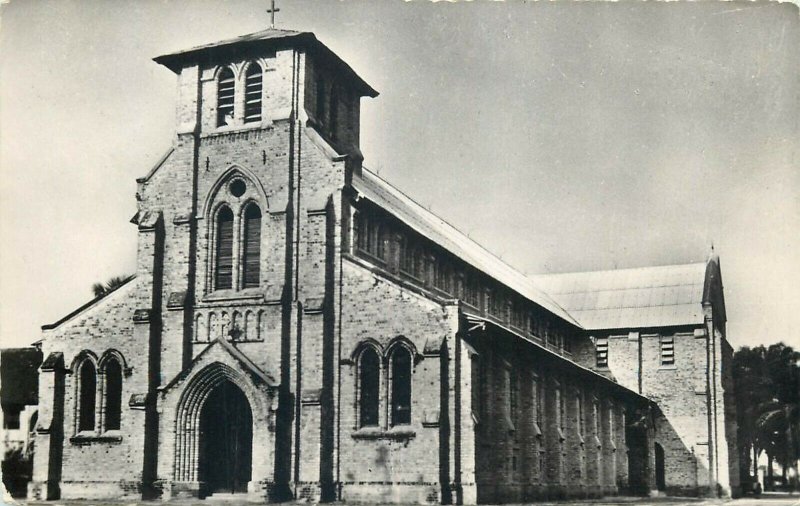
[205,492,253,502]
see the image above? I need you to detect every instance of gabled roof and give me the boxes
[153,28,378,98]
[530,262,709,330]
[160,337,278,392]
[41,275,137,331]
[350,167,579,327]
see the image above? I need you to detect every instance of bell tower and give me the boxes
[137,26,378,501]
[153,28,378,156]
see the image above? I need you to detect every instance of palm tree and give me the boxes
[92,274,135,298]
[751,344,800,489]
[734,343,800,490]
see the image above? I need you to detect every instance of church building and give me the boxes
[27,27,738,503]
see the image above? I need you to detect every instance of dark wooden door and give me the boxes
[199,380,253,495]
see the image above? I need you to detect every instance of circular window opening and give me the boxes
[229,179,247,198]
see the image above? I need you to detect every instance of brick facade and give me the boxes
[26,28,737,504]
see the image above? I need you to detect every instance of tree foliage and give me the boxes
[734,342,800,486]
[92,274,134,298]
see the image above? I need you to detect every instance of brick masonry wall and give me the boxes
[467,327,635,503]
[33,281,148,499]
[337,258,459,504]
[589,324,737,497]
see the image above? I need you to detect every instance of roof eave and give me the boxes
[153,32,378,98]
[461,312,651,404]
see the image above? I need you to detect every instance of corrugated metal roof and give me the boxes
[155,28,306,59]
[351,168,579,326]
[153,28,378,97]
[529,263,708,330]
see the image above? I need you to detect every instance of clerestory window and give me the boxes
[329,85,339,137]
[354,211,386,261]
[316,76,326,122]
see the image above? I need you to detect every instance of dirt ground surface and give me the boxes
[8,492,800,506]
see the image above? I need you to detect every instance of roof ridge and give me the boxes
[356,167,578,325]
[41,275,138,331]
[155,28,306,59]
[361,166,533,279]
[530,261,707,278]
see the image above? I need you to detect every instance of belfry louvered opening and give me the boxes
[596,337,609,368]
[660,335,675,366]
[217,68,235,127]
[244,64,263,123]
[242,204,262,288]
[215,206,234,290]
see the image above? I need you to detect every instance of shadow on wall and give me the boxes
[653,407,710,497]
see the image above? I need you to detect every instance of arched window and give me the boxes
[316,76,326,122]
[215,206,234,290]
[329,85,338,137]
[390,346,412,426]
[217,67,235,127]
[78,360,96,432]
[359,348,380,428]
[104,358,123,431]
[242,204,262,288]
[244,64,263,124]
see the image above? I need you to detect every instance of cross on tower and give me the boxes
[267,0,280,29]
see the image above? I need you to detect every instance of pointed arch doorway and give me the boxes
[654,442,666,492]
[198,380,253,495]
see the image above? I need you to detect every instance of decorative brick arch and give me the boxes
[172,361,264,483]
[201,165,270,220]
[201,166,270,294]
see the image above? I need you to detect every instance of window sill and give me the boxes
[202,120,273,138]
[399,270,425,285]
[70,431,123,445]
[351,426,416,441]
[355,248,387,266]
[202,289,264,303]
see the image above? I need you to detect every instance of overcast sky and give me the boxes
[1,0,798,351]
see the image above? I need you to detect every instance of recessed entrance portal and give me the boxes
[198,380,253,496]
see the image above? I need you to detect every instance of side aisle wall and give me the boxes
[337,257,461,504]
